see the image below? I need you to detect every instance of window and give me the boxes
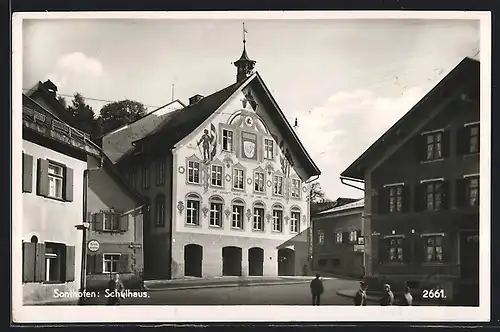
[426,181,443,210]
[48,163,64,199]
[349,231,358,243]
[222,129,234,152]
[233,168,245,190]
[335,232,343,243]
[156,161,166,185]
[467,177,479,206]
[264,139,274,159]
[253,204,265,231]
[425,236,443,262]
[290,210,300,233]
[389,186,403,213]
[387,237,404,262]
[155,196,166,227]
[186,196,200,226]
[103,213,120,231]
[209,197,223,227]
[232,200,244,229]
[291,179,301,198]
[317,230,325,245]
[425,132,443,160]
[468,124,479,154]
[273,175,284,195]
[272,206,283,232]
[211,164,223,187]
[103,254,120,274]
[187,161,201,184]
[254,172,265,193]
[142,166,150,189]
[44,242,65,282]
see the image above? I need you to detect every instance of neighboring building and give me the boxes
[99,99,186,163]
[340,57,480,304]
[85,154,147,290]
[21,81,101,303]
[311,199,364,278]
[106,41,321,279]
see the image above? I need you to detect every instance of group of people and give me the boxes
[309,274,413,306]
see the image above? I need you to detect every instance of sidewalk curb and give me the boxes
[145,280,310,292]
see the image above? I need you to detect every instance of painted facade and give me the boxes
[171,85,312,278]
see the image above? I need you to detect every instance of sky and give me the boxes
[22,17,480,199]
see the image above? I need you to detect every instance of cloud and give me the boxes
[45,52,104,106]
[294,86,426,199]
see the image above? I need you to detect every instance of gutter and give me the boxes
[340,176,365,191]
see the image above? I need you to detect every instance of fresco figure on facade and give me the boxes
[197,123,218,163]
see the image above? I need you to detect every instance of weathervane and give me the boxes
[243,22,248,44]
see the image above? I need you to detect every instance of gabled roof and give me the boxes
[341,57,480,180]
[124,72,321,178]
[317,198,364,215]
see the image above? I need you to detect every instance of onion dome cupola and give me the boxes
[234,23,256,82]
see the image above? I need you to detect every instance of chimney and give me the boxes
[42,80,58,96]
[189,94,204,105]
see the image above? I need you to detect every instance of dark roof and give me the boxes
[132,78,248,148]
[235,45,256,65]
[341,57,480,180]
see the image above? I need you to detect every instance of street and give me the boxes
[45,278,367,306]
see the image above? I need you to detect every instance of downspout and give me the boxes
[78,156,104,305]
[168,149,174,280]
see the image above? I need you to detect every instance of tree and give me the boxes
[66,93,97,136]
[309,181,326,203]
[57,96,67,108]
[99,99,147,135]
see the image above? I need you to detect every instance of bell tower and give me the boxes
[234,23,256,82]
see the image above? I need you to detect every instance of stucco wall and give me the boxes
[22,140,85,303]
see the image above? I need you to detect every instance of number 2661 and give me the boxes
[422,289,446,299]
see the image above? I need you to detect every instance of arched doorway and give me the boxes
[248,247,264,276]
[222,246,242,276]
[278,248,296,276]
[184,244,203,277]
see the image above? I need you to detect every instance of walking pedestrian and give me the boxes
[380,283,394,306]
[400,286,413,306]
[354,281,368,306]
[310,273,324,306]
[106,273,125,305]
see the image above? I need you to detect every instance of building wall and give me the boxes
[171,84,312,278]
[22,140,85,303]
[312,210,364,278]
[85,163,144,288]
[365,93,479,298]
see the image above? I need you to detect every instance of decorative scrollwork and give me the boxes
[246,209,253,222]
[265,213,272,223]
[201,206,209,218]
[178,166,185,174]
[224,209,231,220]
[177,201,184,215]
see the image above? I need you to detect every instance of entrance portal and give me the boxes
[222,246,242,276]
[184,244,203,277]
[277,248,295,276]
[248,247,264,276]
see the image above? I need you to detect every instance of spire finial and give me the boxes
[243,22,248,45]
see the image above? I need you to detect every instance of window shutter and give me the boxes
[442,234,452,263]
[36,158,49,197]
[441,181,450,210]
[95,213,104,231]
[378,187,388,214]
[22,242,36,282]
[441,129,450,158]
[95,254,103,274]
[86,254,95,274]
[403,238,411,263]
[342,232,349,244]
[415,135,425,162]
[456,178,467,207]
[65,245,75,282]
[64,167,74,202]
[378,238,388,263]
[402,185,411,212]
[120,215,129,232]
[34,242,46,282]
[456,126,467,155]
[414,183,424,212]
[22,153,33,193]
[414,235,425,263]
[119,254,130,273]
